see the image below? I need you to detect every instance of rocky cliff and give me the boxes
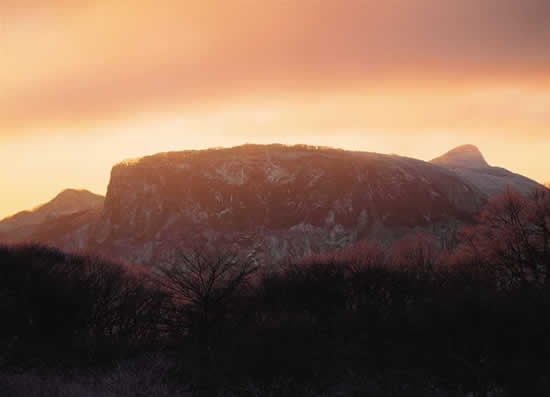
[88,144,483,264]
[4,144,541,266]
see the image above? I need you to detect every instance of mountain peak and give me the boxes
[0,189,104,236]
[51,188,100,202]
[431,144,489,169]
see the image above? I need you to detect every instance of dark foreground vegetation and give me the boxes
[1,189,550,396]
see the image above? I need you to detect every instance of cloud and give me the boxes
[1,0,550,132]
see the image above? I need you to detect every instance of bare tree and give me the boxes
[456,189,550,287]
[155,247,258,397]
[391,231,443,275]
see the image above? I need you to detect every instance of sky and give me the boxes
[1,0,550,218]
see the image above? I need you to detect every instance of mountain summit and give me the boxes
[431,144,542,196]
[431,144,489,169]
[0,189,104,241]
[88,144,482,264]
[0,144,543,265]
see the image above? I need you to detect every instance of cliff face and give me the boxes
[87,145,484,265]
[10,144,539,265]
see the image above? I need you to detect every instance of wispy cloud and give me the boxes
[1,0,550,131]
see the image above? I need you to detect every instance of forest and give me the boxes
[1,189,550,397]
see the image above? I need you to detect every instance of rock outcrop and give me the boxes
[3,144,543,266]
[88,144,483,264]
[431,144,543,197]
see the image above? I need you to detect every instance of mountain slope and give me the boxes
[5,144,541,266]
[431,144,489,169]
[431,144,543,197]
[0,189,104,242]
[88,144,484,264]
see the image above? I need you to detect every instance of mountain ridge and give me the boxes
[430,144,542,196]
[0,189,104,242]
[89,144,484,264]
[0,144,544,265]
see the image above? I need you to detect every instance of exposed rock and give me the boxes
[4,144,543,266]
[431,145,543,196]
[431,144,489,169]
[87,144,483,265]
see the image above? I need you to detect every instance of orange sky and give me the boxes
[1,0,549,218]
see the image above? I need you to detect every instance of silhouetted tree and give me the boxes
[0,244,165,367]
[458,189,550,287]
[6,188,550,395]
[156,247,258,397]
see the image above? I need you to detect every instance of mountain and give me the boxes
[84,144,484,264]
[431,144,543,197]
[3,144,542,266]
[431,144,489,169]
[0,189,104,243]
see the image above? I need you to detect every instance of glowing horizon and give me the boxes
[1,0,549,218]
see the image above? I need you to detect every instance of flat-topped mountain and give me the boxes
[0,144,544,265]
[87,144,483,264]
[431,144,542,196]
